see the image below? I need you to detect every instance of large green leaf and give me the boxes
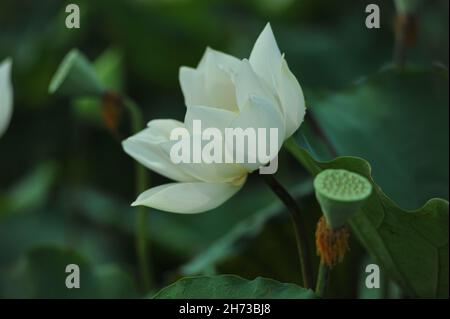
[285,139,449,298]
[153,275,315,299]
[289,66,449,298]
[307,67,448,210]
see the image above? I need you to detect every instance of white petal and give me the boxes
[227,95,285,172]
[159,139,247,183]
[198,47,240,70]
[179,66,205,107]
[146,119,184,141]
[184,105,237,133]
[122,120,196,182]
[249,24,305,138]
[179,48,240,112]
[277,58,306,138]
[177,162,246,183]
[249,23,282,90]
[232,59,278,111]
[0,58,13,138]
[131,177,247,214]
[183,105,249,182]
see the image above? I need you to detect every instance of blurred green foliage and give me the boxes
[0,0,448,298]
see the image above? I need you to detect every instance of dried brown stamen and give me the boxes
[315,216,350,268]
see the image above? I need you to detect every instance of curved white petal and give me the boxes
[198,47,241,73]
[232,59,278,112]
[183,105,247,180]
[146,119,185,141]
[179,48,240,112]
[184,105,237,133]
[176,162,246,183]
[249,24,305,138]
[227,95,285,172]
[0,58,13,138]
[249,23,282,90]
[160,138,247,183]
[131,177,247,214]
[277,58,306,138]
[122,119,196,182]
[179,66,205,107]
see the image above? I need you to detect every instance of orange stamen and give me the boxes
[315,216,350,268]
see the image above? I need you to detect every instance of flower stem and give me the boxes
[262,174,313,289]
[315,261,329,298]
[123,97,153,292]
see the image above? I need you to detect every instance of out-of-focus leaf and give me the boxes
[93,264,139,299]
[285,139,449,298]
[153,275,315,299]
[180,182,313,275]
[23,246,137,298]
[0,183,136,298]
[0,162,58,219]
[69,178,307,259]
[307,67,448,209]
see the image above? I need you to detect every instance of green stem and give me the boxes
[123,97,152,292]
[123,97,144,133]
[136,201,151,292]
[262,174,314,289]
[315,262,329,298]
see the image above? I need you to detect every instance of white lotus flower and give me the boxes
[122,23,305,213]
[0,58,13,138]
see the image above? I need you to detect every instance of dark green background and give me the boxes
[0,0,448,298]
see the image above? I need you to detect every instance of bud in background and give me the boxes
[49,49,105,97]
[49,49,125,136]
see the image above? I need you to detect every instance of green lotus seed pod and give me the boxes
[314,169,372,229]
[49,49,105,97]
